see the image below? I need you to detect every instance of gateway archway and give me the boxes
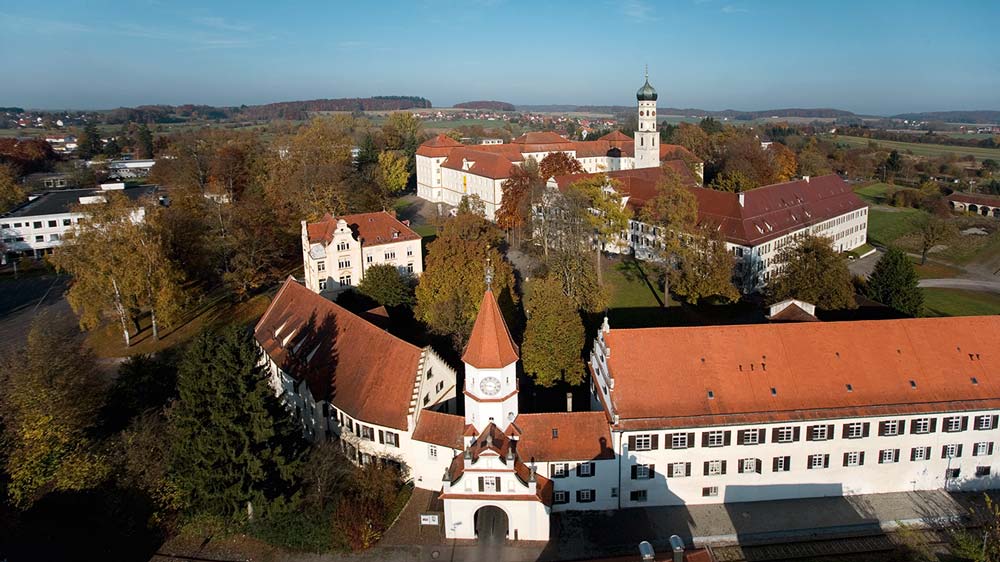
[474,505,508,544]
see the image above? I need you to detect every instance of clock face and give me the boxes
[479,376,502,396]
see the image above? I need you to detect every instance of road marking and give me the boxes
[33,275,62,314]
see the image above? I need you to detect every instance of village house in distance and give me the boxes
[301,210,423,296]
[256,270,1000,542]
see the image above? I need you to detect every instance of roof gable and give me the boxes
[307,211,420,247]
[462,290,519,369]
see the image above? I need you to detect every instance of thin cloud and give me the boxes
[721,5,749,13]
[193,16,252,33]
[0,11,95,34]
[622,0,659,22]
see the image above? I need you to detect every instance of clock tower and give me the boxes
[462,287,519,432]
[634,66,659,169]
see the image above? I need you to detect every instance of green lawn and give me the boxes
[922,288,1000,317]
[605,258,664,309]
[866,207,927,246]
[826,134,1000,160]
[854,183,894,205]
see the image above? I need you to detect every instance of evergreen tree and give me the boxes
[76,122,102,159]
[168,326,305,518]
[137,123,154,159]
[769,235,856,310]
[102,137,122,158]
[865,247,923,317]
[522,277,585,387]
[358,263,414,306]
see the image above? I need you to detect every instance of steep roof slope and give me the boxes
[462,290,519,369]
[306,210,420,247]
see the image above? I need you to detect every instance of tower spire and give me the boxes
[644,63,648,80]
[485,258,494,291]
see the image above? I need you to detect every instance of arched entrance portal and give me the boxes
[474,505,508,544]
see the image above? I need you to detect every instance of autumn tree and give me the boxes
[769,142,798,182]
[0,162,26,212]
[711,170,757,192]
[797,139,833,177]
[497,160,541,243]
[641,166,699,299]
[0,314,108,507]
[547,251,609,313]
[539,151,583,181]
[769,235,856,310]
[865,247,923,317]
[916,216,956,265]
[358,263,414,307]
[671,225,740,304]
[565,174,631,284]
[522,277,585,387]
[415,210,516,347]
[375,150,410,202]
[168,326,306,518]
[673,122,712,161]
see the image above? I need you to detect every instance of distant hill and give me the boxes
[453,101,516,111]
[890,110,1000,124]
[517,105,864,120]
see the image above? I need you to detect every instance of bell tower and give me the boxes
[634,66,659,169]
[462,266,519,432]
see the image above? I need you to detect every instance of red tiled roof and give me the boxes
[603,315,1000,430]
[254,278,423,431]
[948,191,1000,207]
[306,211,421,248]
[359,305,390,330]
[553,164,700,213]
[416,134,463,157]
[598,130,632,143]
[574,140,632,159]
[412,410,465,449]
[462,290,519,368]
[440,147,518,180]
[508,412,615,462]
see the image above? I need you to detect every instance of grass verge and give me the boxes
[922,288,1000,317]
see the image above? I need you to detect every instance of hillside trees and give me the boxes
[522,277,585,387]
[865,247,923,317]
[769,235,856,310]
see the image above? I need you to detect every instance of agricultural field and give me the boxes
[826,134,1000,160]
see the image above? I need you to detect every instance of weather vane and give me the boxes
[485,258,494,291]
[644,63,648,80]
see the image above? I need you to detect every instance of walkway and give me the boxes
[919,278,1000,293]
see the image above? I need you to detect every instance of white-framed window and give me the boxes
[945,417,963,433]
[913,418,932,434]
[483,476,496,490]
[634,434,652,451]
[740,458,759,474]
[977,415,995,430]
[883,420,900,436]
[777,427,795,443]
[578,462,593,476]
[707,430,725,447]
[743,430,760,445]
[977,466,992,477]
[578,489,593,502]
[317,261,325,272]
[318,279,327,291]
[635,464,651,479]
[809,454,827,469]
[706,460,724,476]
[912,447,929,461]
[845,451,863,467]
[702,486,719,497]
[846,422,864,439]
[773,456,790,472]
[671,434,688,449]
[339,275,351,287]
[944,444,960,459]
[338,259,351,269]
[407,247,414,257]
[337,241,349,251]
[367,254,373,263]
[811,425,829,440]
[881,449,898,463]
[553,464,568,478]
[385,251,396,260]
[671,462,687,477]
[406,263,414,274]
[975,442,993,456]
[554,490,569,504]
[630,490,647,502]
[428,445,437,459]
[360,426,374,441]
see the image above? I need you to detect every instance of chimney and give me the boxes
[670,535,685,562]
[566,392,573,412]
[738,192,745,207]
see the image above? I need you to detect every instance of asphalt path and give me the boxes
[0,274,74,353]
[918,278,1000,293]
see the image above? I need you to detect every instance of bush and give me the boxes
[247,508,334,552]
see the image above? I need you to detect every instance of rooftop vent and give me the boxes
[770,387,777,396]
[707,390,715,400]
[971,377,979,385]
[909,380,917,389]
[846,384,853,392]
[552,429,558,439]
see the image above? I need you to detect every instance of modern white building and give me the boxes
[301,211,423,297]
[414,75,703,220]
[0,183,157,261]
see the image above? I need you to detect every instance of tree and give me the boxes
[865,247,923,317]
[497,162,538,242]
[381,112,421,152]
[102,136,122,158]
[0,313,107,507]
[137,123,154,159]
[710,170,757,192]
[983,158,999,176]
[547,251,609,313]
[769,143,798,182]
[358,263,414,306]
[769,235,856,310]
[950,495,1000,562]
[699,117,724,135]
[522,277,585,387]
[671,225,740,304]
[885,149,904,176]
[168,326,306,518]
[375,151,409,199]
[565,174,631,284]
[538,151,583,181]
[797,145,833,177]
[916,216,956,265]
[76,122,102,159]
[415,210,517,347]
[673,122,712,160]
[641,166,699,300]
[0,162,26,212]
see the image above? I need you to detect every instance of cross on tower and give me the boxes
[485,258,494,291]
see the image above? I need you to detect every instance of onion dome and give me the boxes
[636,78,657,101]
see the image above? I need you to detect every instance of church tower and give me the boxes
[462,278,519,432]
[634,67,659,169]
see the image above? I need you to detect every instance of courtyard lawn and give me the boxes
[866,207,928,247]
[605,258,664,309]
[922,288,1000,317]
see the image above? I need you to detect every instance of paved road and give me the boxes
[919,278,1000,293]
[0,274,74,353]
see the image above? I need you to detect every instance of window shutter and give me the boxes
[957,444,964,457]
[378,430,384,444]
[807,426,815,441]
[863,423,871,438]
[495,478,501,492]
[664,433,674,449]
[702,433,710,447]
[842,424,850,439]
[878,452,885,464]
[823,454,830,468]
[667,464,675,477]
[755,459,762,474]
[771,428,780,442]
[961,417,969,431]
[478,477,485,492]
[942,446,949,459]
[721,460,728,475]
[576,464,582,477]
[793,427,801,441]
[651,434,659,450]
[758,428,766,444]
[910,422,919,435]
[576,490,583,502]
[648,464,655,479]
[925,446,932,458]
[894,449,900,463]
[688,432,695,447]
[859,451,865,465]
[929,419,937,433]
[843,452,850,466]
[826,424,834,439]
[993,416,999,430]
[629,436,637,451]
[897,420,906,434]
[878,422,886,437]
[631,465,638,480]
[589,462,596,477]
[703,461,710,476]
[724,431,732,446]
[737,431,745,446]
[772,457,780,471]
[991,443,996,455]
[685,463,692,477]
[910,448,918,461]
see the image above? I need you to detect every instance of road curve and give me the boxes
[919,278,1000,293]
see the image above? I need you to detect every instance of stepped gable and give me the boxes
[254,278,423,430]
[412,409,466,449]
[440,147,518,180]
[602,315,1000,430]
[462,289,519,369]
[416,134,463,157]
[506,412,615,462]
[306,210,420,247]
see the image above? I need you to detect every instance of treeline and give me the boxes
[892,110,1000,124]
[453,100,516,111]
[519,104,862,119]
[836,126,1000,149]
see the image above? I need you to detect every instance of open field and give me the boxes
[866,207,927,246]
[826,134,1000,160]
[922,288,1000,317]
[854,182,894,204]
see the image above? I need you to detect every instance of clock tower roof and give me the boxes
[462,289,519,369]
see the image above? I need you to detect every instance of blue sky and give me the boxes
[1,0,998,115]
